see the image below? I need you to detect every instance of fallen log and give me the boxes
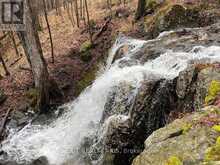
[9,56,22,67]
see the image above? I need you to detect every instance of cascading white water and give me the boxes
[1,34,220,165]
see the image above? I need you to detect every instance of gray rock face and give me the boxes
[176,66,197,99]
[194,67,220,110]
[132,106,220,165]
[103,79,177,165]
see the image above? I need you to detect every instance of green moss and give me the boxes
[165,156,183,165]
[75,66,98,96]
[216,137,220,145]
[182,123,192,134]
[25,88,40,109]
[80,41,92,53]
[80,51,92,62]
[205,80,220,105]
[146,0,161,11]
[80,41,93,62]
[212,125,220,132]
[204,137,220,162]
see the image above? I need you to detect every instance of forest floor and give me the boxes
[0,0,141,114]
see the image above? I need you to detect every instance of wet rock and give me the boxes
[102,22,220,165]
[132,106,220,165]
[102,82,135,121]
[30,156,49,165]
[176,66,197,99]
[173,66,199,113]
[103,79,177,165]
[0,89,7,105]
[8,111,30,128]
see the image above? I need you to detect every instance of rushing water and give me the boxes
[1,34,220,165]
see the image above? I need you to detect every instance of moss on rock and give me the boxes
[212,125,220,132]
[204,137,220,162]
[205,80,220,105]
[75,66,98,96]
[132,106,220,165]
[80,40,93,62]
[165,156,183,165]
[25,88,40,110]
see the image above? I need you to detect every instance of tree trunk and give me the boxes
[42,0,55,63]
[135,0,146,20]
[17,0,60,112]
[74,0,80,28]
[32,0,42,30]
[9,32,20,57]
[84,0,93,44]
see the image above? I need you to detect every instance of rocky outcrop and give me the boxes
[143,2,220,38]
[132,106,220,165]
[103,78,177,164]
[102,22,220,165]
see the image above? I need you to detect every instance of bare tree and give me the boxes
[42,0,55,63]
[135,0,146,20]
[17,0,61,111]
[84,0,93,44]
[74,0,80,27]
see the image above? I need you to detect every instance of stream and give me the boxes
[1,32,220,165]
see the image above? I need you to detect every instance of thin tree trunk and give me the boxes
[82,0,86,26]
[9,32,20,57]
[135,0,146,20]
[74,0,80,28]
[84,0,93,44]
[0,55,10,76]
[42,0,55,63]
[32,0,42,30]
[67,2,75,28]
[70,2,76,25]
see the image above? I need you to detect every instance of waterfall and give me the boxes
[1,34,220,165]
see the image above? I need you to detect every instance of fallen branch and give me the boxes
[0,32,9,41]
[9,56,22,67]
[93,18,111,40]
[19,66,32,72]
[0,109,11,138]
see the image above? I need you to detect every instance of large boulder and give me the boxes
[132,106,220,165]
[101,23,220,165]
